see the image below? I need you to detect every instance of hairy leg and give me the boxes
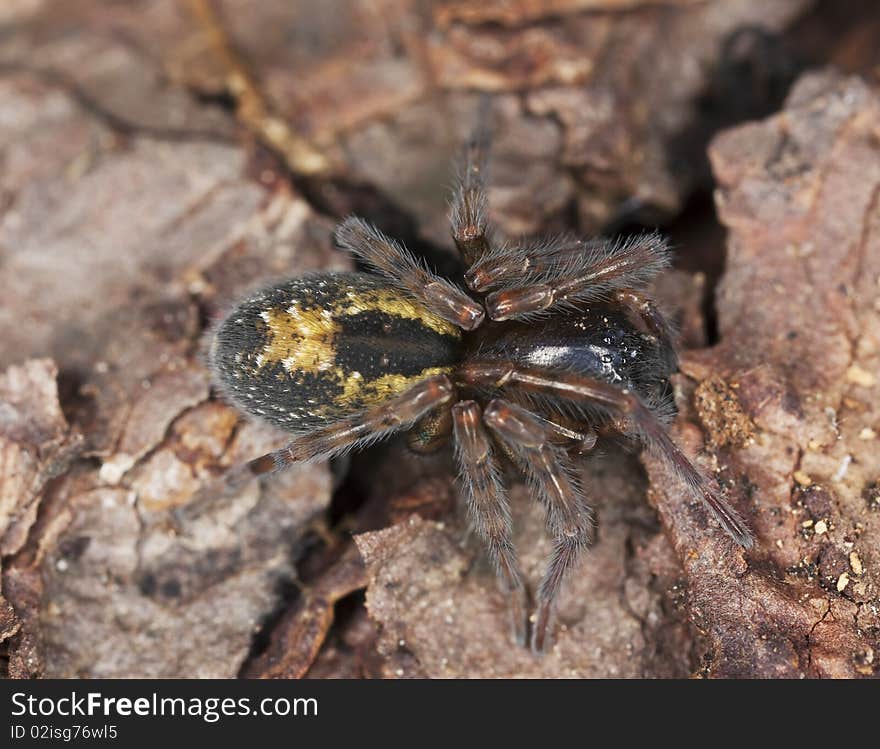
[175,376,453,532]
[528,412,598,454]
[254,374,455,470]
[472,233,670,322]
[459,363,754,548]
[452,401,528,644]
[336,217,485,330]
[450,115,492,267]
[483,398,595,653]
[615,288,678,369]
[465,236,598,293]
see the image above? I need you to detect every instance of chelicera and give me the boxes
[210,126,754,653]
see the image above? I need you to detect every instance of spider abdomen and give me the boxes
[211,272,463,433]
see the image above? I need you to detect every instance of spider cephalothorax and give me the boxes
[210,128,754,653]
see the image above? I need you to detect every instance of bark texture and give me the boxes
[1,0,878,678]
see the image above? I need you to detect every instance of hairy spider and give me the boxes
[209,128,754,653]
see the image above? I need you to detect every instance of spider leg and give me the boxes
[335,217,484,330]
[452,401,528,645]
[465,236,599,293]
[459,363,754,548]
[480,233,670,321]
[529,413,598,453]
[482,398,595,653]
[406,408,453,454]
[203,375,455,497]
[254,374,455,470]
[174,376,453,531]
[615,288,679,369]
[450,117,492,267]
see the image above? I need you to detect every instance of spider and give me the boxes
[209,127,754,653]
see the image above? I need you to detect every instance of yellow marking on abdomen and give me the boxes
[338,366,453,407]
[256,284,459,411]
[259,306,338,374]
[341,289,460,338]
[258,286,460,375]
